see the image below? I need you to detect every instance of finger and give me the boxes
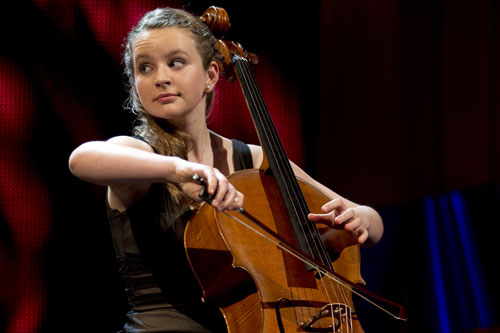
[182,182,206,202]
[211,173,229,209]
[308,212,338,228]
[321,198,345,213]
[225,189,245,211]
[335,208,355,225]
[308,212,333,223]
[202,168,218,196]
[236,192,244,207]
[192,174,212,202]
[344,217,361,232]
[219,184,237,211]
[357,228,369,245]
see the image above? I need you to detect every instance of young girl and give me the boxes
[69,7,383,333]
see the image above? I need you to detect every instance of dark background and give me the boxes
[1,0,499,332]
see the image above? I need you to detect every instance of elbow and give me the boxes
[68,142,96,179]
[68,146,84,177]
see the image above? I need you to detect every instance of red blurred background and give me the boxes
[1,1,499,332]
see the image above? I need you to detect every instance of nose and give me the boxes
[155,65,171,88]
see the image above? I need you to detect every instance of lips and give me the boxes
[155,93,179,103]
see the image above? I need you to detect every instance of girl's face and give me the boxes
[132,27,218,127]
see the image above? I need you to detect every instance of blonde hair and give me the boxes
[123,7,222,205]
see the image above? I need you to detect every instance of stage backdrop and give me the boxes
[1,1,499,332]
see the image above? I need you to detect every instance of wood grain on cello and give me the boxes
[185,6,406,332]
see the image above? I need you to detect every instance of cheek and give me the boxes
[134,77,142,94]
[134,77,148,102]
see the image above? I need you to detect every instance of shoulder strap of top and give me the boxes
[133,134,160,153]
[231,139,254,171]
[133,134,145,141]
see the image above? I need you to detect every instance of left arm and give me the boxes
[247,145,383,250]
[291,161,383,248]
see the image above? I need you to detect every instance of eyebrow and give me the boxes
[134,49,190,62]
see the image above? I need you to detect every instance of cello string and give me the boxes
[233,57,306,226]
[289,287,302,330]
[350,304,354,332]
[235,57,352,312]
[318,274,352,332]
[236,57,341,274]
[234,57,333,267]
[296,287,312,330]
[317,273,338,331]
[233,56,349,325]
[223,209,404,321]
[221,210,407,321]
[233,56,306,236]
[233,57,318,257]
[235,56,364,329]
[233,58,324,324]
[200,9,406,327]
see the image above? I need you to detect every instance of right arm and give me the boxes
[68,136,244,211]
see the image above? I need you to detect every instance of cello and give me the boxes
[185,6,406,332]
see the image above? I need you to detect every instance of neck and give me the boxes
[187,127,229,175]
[165,102,212,164]
[185,121,212,165]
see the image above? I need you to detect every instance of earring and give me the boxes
[206,85,211,91]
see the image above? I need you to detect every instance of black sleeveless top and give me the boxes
[106,139,253,333]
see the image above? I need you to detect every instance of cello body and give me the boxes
[184,8,406,331]
[185,169,365,332]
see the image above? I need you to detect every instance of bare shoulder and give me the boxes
[290,161,359,207]
[107,135,154,152]
[248,144,263,168]
[289,160,309,180]
[209,130,263,170]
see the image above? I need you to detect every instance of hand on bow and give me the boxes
[175,159,244,212]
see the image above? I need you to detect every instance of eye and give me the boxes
[170,58,186,68]
[138,63,153,74]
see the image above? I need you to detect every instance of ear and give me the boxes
[205,61,219,92]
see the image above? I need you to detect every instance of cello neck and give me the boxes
[232,55,332,269]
